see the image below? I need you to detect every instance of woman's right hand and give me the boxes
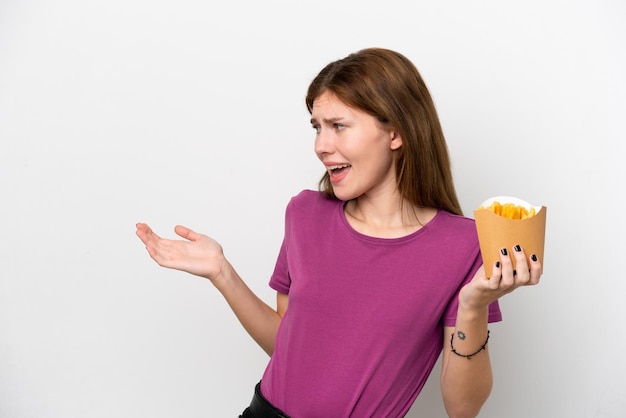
[136,223,226,282]
[137,222,285,355]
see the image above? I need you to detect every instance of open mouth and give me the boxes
[328,164,351,176]
[327,164,351,184]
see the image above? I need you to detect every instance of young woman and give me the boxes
[136,48,542,418]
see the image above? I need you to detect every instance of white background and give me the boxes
[1,1,624,417]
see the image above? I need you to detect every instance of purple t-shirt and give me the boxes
[261,190,501,417]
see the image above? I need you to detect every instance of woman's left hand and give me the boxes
[459,245,542,311]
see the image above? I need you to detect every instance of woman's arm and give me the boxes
[211,259,287,355]
[136,223,286,356]
[440,313,492,418]
[440,245,542,418]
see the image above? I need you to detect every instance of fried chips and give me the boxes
[478,201,536,220]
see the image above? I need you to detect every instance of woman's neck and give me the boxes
[344,193,437,239]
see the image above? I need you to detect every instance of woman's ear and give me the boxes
[389,130,403,150]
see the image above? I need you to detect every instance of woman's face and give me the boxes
[311,92,402,201]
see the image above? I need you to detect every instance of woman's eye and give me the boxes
[334,124,345,131]
[312,125,321,134]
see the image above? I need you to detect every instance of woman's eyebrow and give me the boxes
[310,116,344,124]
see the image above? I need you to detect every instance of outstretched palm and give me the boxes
[136,223,225,281]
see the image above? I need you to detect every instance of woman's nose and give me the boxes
[314,129,334,156]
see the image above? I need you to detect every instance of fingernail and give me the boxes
[501,248,508,256]
[495,261,501,268]
[531,254,538,262]
[514,245,521,252]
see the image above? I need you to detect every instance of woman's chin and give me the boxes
[332,188,359,202]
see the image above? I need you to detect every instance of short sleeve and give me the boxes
[268,197,294,294]
[442,250,503,327]
[269,238,291,294]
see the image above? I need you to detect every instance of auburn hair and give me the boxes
[306,48,463,216]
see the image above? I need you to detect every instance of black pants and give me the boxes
[239,382,290,418]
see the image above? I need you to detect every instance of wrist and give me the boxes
[456,303,489,323]
[458,285,493,315]
[209,257,234,290]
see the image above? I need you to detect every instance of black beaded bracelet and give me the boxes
[450,330,490,360]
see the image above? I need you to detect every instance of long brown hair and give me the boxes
[306,48,463,216]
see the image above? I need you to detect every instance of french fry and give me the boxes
[478,201,537,220]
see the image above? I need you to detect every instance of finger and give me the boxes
[486,260,503,290]
[499,247,515,288]
[135,222,150,236]
[136,223,159,244]
[147,230,163,243]
[174,225,197,241]
[145,243,161,261]
[147,238,181,266]
[511,244,531,285]
[528,253,542,285]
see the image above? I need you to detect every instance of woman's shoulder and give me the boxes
[288,189,339,208]
[430,210,478,237]
[283,190,342,232]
